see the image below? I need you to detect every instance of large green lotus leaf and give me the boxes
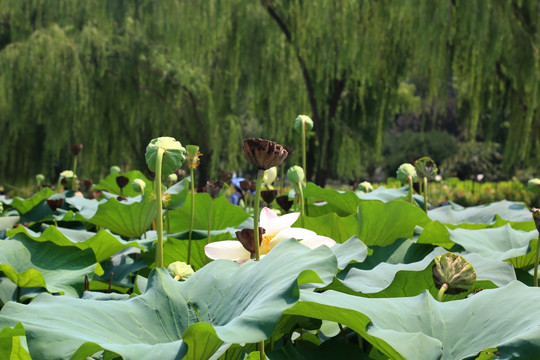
[415,221,455,248]
[93,170,153,197]
[65,195,102,219]
[162,233,232,271]
[83,194,157,238]
[268,340,370,360]
[288,281,540,359]
[169,193,249,233]
[0,235,96,297]
[7,225,145,263]
[0,188,55,214]
[448,225,538,265]
[297,213,358,244]
[357,186,425,206]
[330,236,368,269]
[332,248,515,299]
[0,216,20,231]
[0,322,31,360]
[303,182,360,216]
[0,239,337,360]
[357,200,431,246]
[0,276,46,305]
[428,200,532,225]
[443,214,536,232]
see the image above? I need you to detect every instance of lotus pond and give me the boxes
[0,138,540,360]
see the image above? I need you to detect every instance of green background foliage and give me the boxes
[0,0,538,185]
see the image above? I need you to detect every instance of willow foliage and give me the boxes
[0,0,538,185]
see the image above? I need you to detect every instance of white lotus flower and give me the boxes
[204,207,336,262]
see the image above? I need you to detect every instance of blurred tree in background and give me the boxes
[0,0,538,187]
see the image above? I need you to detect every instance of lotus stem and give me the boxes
[407,176,414,204]
[437,283,448,302]
[302,122,307,183]
[155,148,165,268]
[72,157,78,191]
[187,167,196,264]
[534,234,540,287]
[206,198,214,263]
[259,340,265,360]
[253,170,264,261]
[297,182,305,227]
[423,176,428,213]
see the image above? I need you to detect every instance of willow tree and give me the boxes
[0,0,538,187]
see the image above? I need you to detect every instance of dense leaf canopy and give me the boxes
[0,0,538,185]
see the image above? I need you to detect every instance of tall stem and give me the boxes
[302,122,307,183]
[253,170,264,261]
[534,235,540,287]
[187,167,196,264]
[155,148,165,268]
[423,176,428,213]
[206,199,214,257]
[297,182,305,227]
[407,176,414,204]
[437,283,448,302]
[72,156,78,191]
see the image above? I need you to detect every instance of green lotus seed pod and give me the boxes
[110,166,121,174]
[396,163,417,183]
[528,178,540,194]
[145,137,187,177]
[294,115,314,133]
[432,252,476,295]
[36,174,45,183]
[132,178,146,193]
[287,165,305,184]
[167,261,194,281]
[357,181,373,193]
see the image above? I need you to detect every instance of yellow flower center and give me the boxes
[260,233,277,255]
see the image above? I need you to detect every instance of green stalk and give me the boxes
[407,176,414,204]
[253,170,264,261]
[72,156,78,191]
[205,199,214,264]
[297,182,305,227]
[302,122,307,183]
[187,167,196,264]
[534,234,540,287]
[437,283,448,302]
[253,169,266,359]
[423,176,428,213]
[155,148,165,268]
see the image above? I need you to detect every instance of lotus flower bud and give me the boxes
[396,163,417,183]
[287,166,305,184]
[132,179,146,193]
[432,252,476,295]
[167,261,194,281]
[528,178,540,194]
[414,157,438,179]
[145,137,187,176]
[357,181,373,193]
[168,173,178,184]
[186,145,202,170]
[110,166,121,174]
[36,174,45,183]
[263,167,278,186]
[243,138,288,170]
[532,208,540,233]
[294,115,314,133]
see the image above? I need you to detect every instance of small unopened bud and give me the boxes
[167,261,194,281]
[263,167,278,186]
[287,166,305,184]
[168,173,178,185]
[532,208,540,233]
[132,179,146,193]
[528,179,540,195]
[36,174,45,183]
[110,166,121,174]
[294,115,314,133]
